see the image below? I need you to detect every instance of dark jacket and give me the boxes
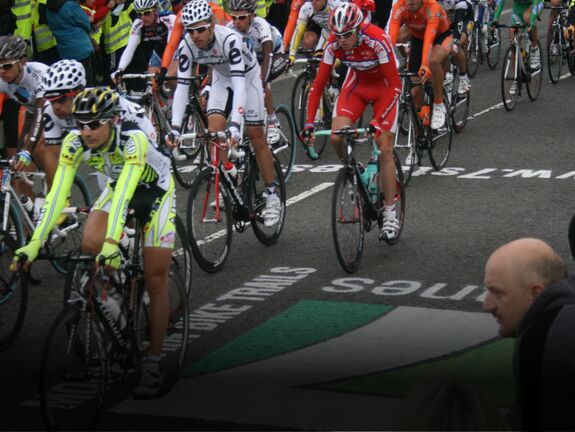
[514,277,575,431]
[46,0,93,60]
[0,0,15,36]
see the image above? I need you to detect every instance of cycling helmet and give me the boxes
[134,0,159,12]
[181,0,213,27]
[42,60,86,97]
[329,3,363,34]
[228,0,256,12]
[0,35,27,61]
[72,88,119,121]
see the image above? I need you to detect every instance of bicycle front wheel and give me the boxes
[332,167,365,273]
[39,305,107,431]
[272,104,297,183]
[49,174,93,275]
[451,76,471,133]
[173,215,192,298]
[547,26,563,84]
[501,45,519,111]
[527,40,543,101]
[250,156,287,246]
[378,151,406,245]
[186,167,233,273]
[0,230,27,351]
[467,27,480,78]
[429,96,453,170]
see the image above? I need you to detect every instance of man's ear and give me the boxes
[530,283,545,299]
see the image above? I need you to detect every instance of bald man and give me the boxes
[484,238,575,431]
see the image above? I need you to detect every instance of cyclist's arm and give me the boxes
[21,99,46,153]
[117,20,143,71]
[387,5,403,44]
[315,30,328,52]
[104,132,147,243]
[171,41,192,129]
[283,0,303,50]
[305,46,335,125]
[421,12,440,68]
[529,0,541,27]
[261,40,274,85]
[289,4,312,58]
[492,0,505,21]
[29,133,83,243]
[162,12,183,69]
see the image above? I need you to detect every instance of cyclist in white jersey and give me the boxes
[169,0,282,227]
[227,0,285,144]
[0,35,53,199]
[288,0,345,64]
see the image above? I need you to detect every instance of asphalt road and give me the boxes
[2,11,575,430]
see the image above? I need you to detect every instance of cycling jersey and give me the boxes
[32,122,175,248]
[493,0,543,28]
[307,23,401,132]
[388,0,452,68]
[227,16,283,61]
[172,24,261,128]
[161,3,231,69]
[118,12,176,71]
[42,96,157,146]
[0,62,48,112]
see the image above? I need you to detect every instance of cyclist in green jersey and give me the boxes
[492,0,544,70]
[12,88,176,398]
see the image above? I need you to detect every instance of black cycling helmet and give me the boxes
[228,0,256,12]
[72,88,119,121]
[0,35,27,61]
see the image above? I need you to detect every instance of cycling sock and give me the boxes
[266,113,277,124]
[265,184,276,196]
[433,98,443,105]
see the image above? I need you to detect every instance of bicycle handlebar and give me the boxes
[314,127,369,137]
[180,130,229,140]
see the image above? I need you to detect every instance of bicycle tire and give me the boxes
[378,150,406,246]
[0,230,27,351]
[300,85,329,158]
[331,167,364,273]
[186,167,233,273]
[526,40,543,101]
[39,305,107,431]
[173,215,192,298]
[171,110,207,189]
[501,44,519,111]
[272,104,297,183]
[467,27,480,78]
[429,96,453,171]
[290,72,308,135]
[159,265,189,394]
[250,156,287,246]
[547,26,563,84]
[393,104,416,187]
[487,27,502,69]
[49,174,93,275]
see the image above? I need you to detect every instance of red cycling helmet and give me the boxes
[329,2,364,35]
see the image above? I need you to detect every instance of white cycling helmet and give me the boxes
[42,60,86,97]
[134,0,159,12]
[181,0,213,27]
[329,3,363,34]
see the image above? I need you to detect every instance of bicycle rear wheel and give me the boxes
[428,96,453,171]
[486,27,502,69]
[48,174,93,275]
[173,215,192,298]
[568,42,575,75]
[501,45,519,111]
[527,40,543,101]
[186,167,233,273]
[250,156,287,246]
[39,305,107,431]
[547,26,563,84]
[331,167,365,273]
[467,27,480,78]
[0,230,27,351]
[451,75,471,133]
[393,105,417,187]
[272,104,297,183]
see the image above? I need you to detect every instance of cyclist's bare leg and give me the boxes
[264,85,275,117]
[523,8,538,44]
[330,115,353,160]
[430,44,451,101]
[377,131,396,208]
[246,125,275,184]
[81,209,107,255]
[143,246,171,357]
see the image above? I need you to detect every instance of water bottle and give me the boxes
[365,161,379,202]
[224,162,239,186]
[358,163,370,188]
[20,195,33,217]
[101,288,126,330]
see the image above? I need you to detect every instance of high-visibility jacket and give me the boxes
[33,0,57,52]
[215,0,266,17]
[101,3,133,54]
[13,0,33,39]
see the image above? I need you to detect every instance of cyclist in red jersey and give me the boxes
[388,0,453,130]
[301,3,402,241]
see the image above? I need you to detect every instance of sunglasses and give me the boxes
[334,30,355,40]
[137,9,155,17]
[76,119,109,130]
[0,60,19,71]
[187,25,209,35]
[231,14,250,21]
[46,91,77,104]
